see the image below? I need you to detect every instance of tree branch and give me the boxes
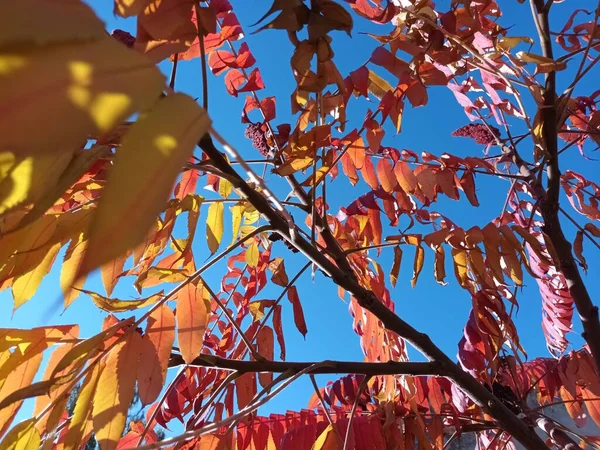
[531,0,600,373]
[198,133,548,450]
[169,353,441,376]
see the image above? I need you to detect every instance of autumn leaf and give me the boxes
[207,201,225,254]
[235,372,257,410]
[0,6,165,157]
[92,331,142,450]
[287,286,307,338]
[52,318,134,377]
[176,282,212,364]
[246,242,260,268]
[257,326,274,388]
[63,361,105,450]
[82,289,163,313]
[0,419,40,450]
[137,304,175,405]
[79,93,211,277]
[0,353,43,436]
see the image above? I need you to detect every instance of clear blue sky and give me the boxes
[2,0,599,428]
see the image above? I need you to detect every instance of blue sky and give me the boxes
[2,0,600,430]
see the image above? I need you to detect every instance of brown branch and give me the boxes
[531,0,600,373]
[198,134,548,450]
[169,353,441,376]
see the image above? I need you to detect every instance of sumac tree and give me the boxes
[1,0,600,449]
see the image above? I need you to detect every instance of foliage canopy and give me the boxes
[1,0,600,449]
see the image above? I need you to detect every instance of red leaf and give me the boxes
[459,171,479,206]
[287,286,307,338]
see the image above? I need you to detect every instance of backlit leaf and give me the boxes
[246,242,259,268]
[257,326,274,388]
[207,201,225,254]
[63,360,105,450]
[52,318,134,377]
[92,331,141,450]
[83,289,163,313]
[0,352,43,436]
[0,35,164,157]
[390,246,402,287]
[138,304,175,405]
[176,282,211,364]
[0,419,39,450]
[287,286,307,338]
[79,94,210,277]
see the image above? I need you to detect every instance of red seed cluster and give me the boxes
[244,123,270,156]
[451,123,500,145]
[111,29,135,48]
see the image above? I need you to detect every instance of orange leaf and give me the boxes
[92,331,142,450]
[394,162,417,194]
[33,332,80,417]
[376,159,397,193]
[60,233,88,308]
[415,167,436,200]
[390,246,402,288]
[257,327,274,388]
[235,372,257,410]
[347,137,366,169]
[176,282,211,364]
[0,352,43,436]
[101,253,127,297]
[138,305,175,405]
[52,318,133,377]
[361,157,379,190]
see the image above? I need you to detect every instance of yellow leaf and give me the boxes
[230,203,244,245]
[516,51,567,73]
[219,179,233,198]
[411,245,424,288]
[497,36,534,51]
[83,289,163,313]
[0,149,74,216]
[92,331,141,450]
[206,201,224,254]
[433,246,446,285]
[134,267,190,292]
[52,318,133,377]
[79,94,210,276]
[390,246,402,288]
[176,282,211,364]
[114,0,152,17]
[0,1,106,48]
[63,360,104,450]
[368,70,393,100]
[12,242,61,310]
[0,37,165,156]
[451,248,470,288]
[0,419,40,450]
[10,144,110,232]
[246,242,259,268]
[499,234,523,285]
[60,232,88,309]
[33,339,79,422]
[312,424,342,450]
